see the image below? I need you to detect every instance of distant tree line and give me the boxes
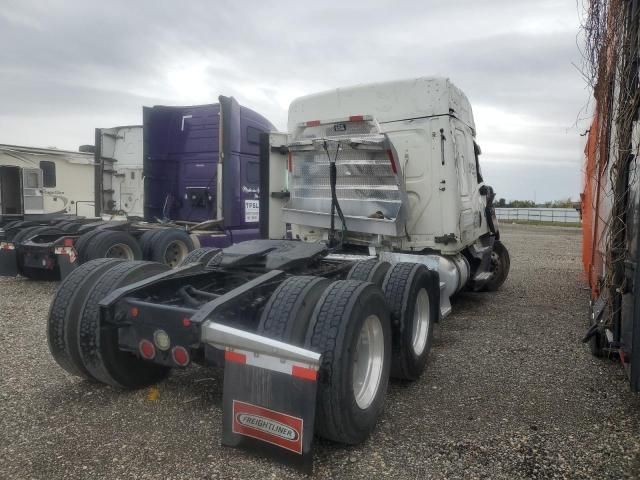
[495,198,578,209]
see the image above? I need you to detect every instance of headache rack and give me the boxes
[283,116,407,237]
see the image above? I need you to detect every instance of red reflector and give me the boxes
[172,346,190,366]
[139,339,155,360]
[182,317,192,327]
[291,365,318,381]
[306,120,320,127]
[225,350,247,364]
[387,150,397,174]
[287,151,293,172]
[349,115,364,122]
[130,306,139,318]
[63,238,74,247]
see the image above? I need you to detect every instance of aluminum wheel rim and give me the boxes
[411,288,430,356]
[163,240,189,267]
[105,243,134,259]
[352,314,385,410]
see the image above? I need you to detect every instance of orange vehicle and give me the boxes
[581,103,640,392]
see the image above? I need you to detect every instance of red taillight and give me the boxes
[306,120,320,127]
[172,346,190,366]
[182,317,192,327]
[387,150,397,174]
[288,151,293,172]
[349,115,364,122]
[130,306,139,318]
[139,339,155,360]
[63,237,74,247]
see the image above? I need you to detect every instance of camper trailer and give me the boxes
[0,145,96,222]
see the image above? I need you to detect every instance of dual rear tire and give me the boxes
[257,260,439,444]
[48,256,439,445]
[47,259,171,388]
[75,228,194,267]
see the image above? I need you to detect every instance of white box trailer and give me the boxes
[95,125,144,218]
[46,77,510,472]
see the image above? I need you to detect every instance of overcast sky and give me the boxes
[0,0,588,202]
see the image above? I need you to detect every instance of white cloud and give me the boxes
[0,0,589,202]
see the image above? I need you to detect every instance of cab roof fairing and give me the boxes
[287,77,476,135]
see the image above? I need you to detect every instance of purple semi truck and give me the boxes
[0,96,274,280]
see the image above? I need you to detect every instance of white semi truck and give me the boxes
[47,77,509,472]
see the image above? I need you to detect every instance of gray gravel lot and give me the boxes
[1,224,639,479]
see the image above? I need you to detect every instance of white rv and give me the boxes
[0,145,96,219]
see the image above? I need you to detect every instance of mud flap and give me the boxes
[221,350,318,473]
[57,252,78,279]
[0,244,18,277]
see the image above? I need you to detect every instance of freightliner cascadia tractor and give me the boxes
[46,78,510,471]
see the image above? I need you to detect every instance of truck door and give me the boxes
[453,125,475,244]
[0,166,24,216]
[22,168,44,214]
[144,105,220,222]
[219,95,264,229]
[218,96,242,227]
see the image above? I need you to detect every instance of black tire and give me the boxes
[139,229,162,259]
[74,229,104,263]
[482,240,510,292]
[148,229,194,267]
[177,247,221,267]
[84,230,143,261]
[47,258,124,379]
[382,262,439,381]
[206,252,224,269]
[305,280,391,444]
[2,220,22,230]
[55,221,82,233]
[346,259,391,288]
[258,276,330,344]
[12,225,48,245]
[5,222,36,241]
[77,261,171,388]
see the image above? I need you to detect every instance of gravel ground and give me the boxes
[1,224,639,479]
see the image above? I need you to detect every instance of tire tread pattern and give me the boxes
[47,258,124,378]
[77,261,169,387]
[258,276,328,344]
[177,247,221,267]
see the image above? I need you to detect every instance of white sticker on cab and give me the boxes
[245,199,259,223]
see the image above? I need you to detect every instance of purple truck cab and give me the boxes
[143,96,275,247]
